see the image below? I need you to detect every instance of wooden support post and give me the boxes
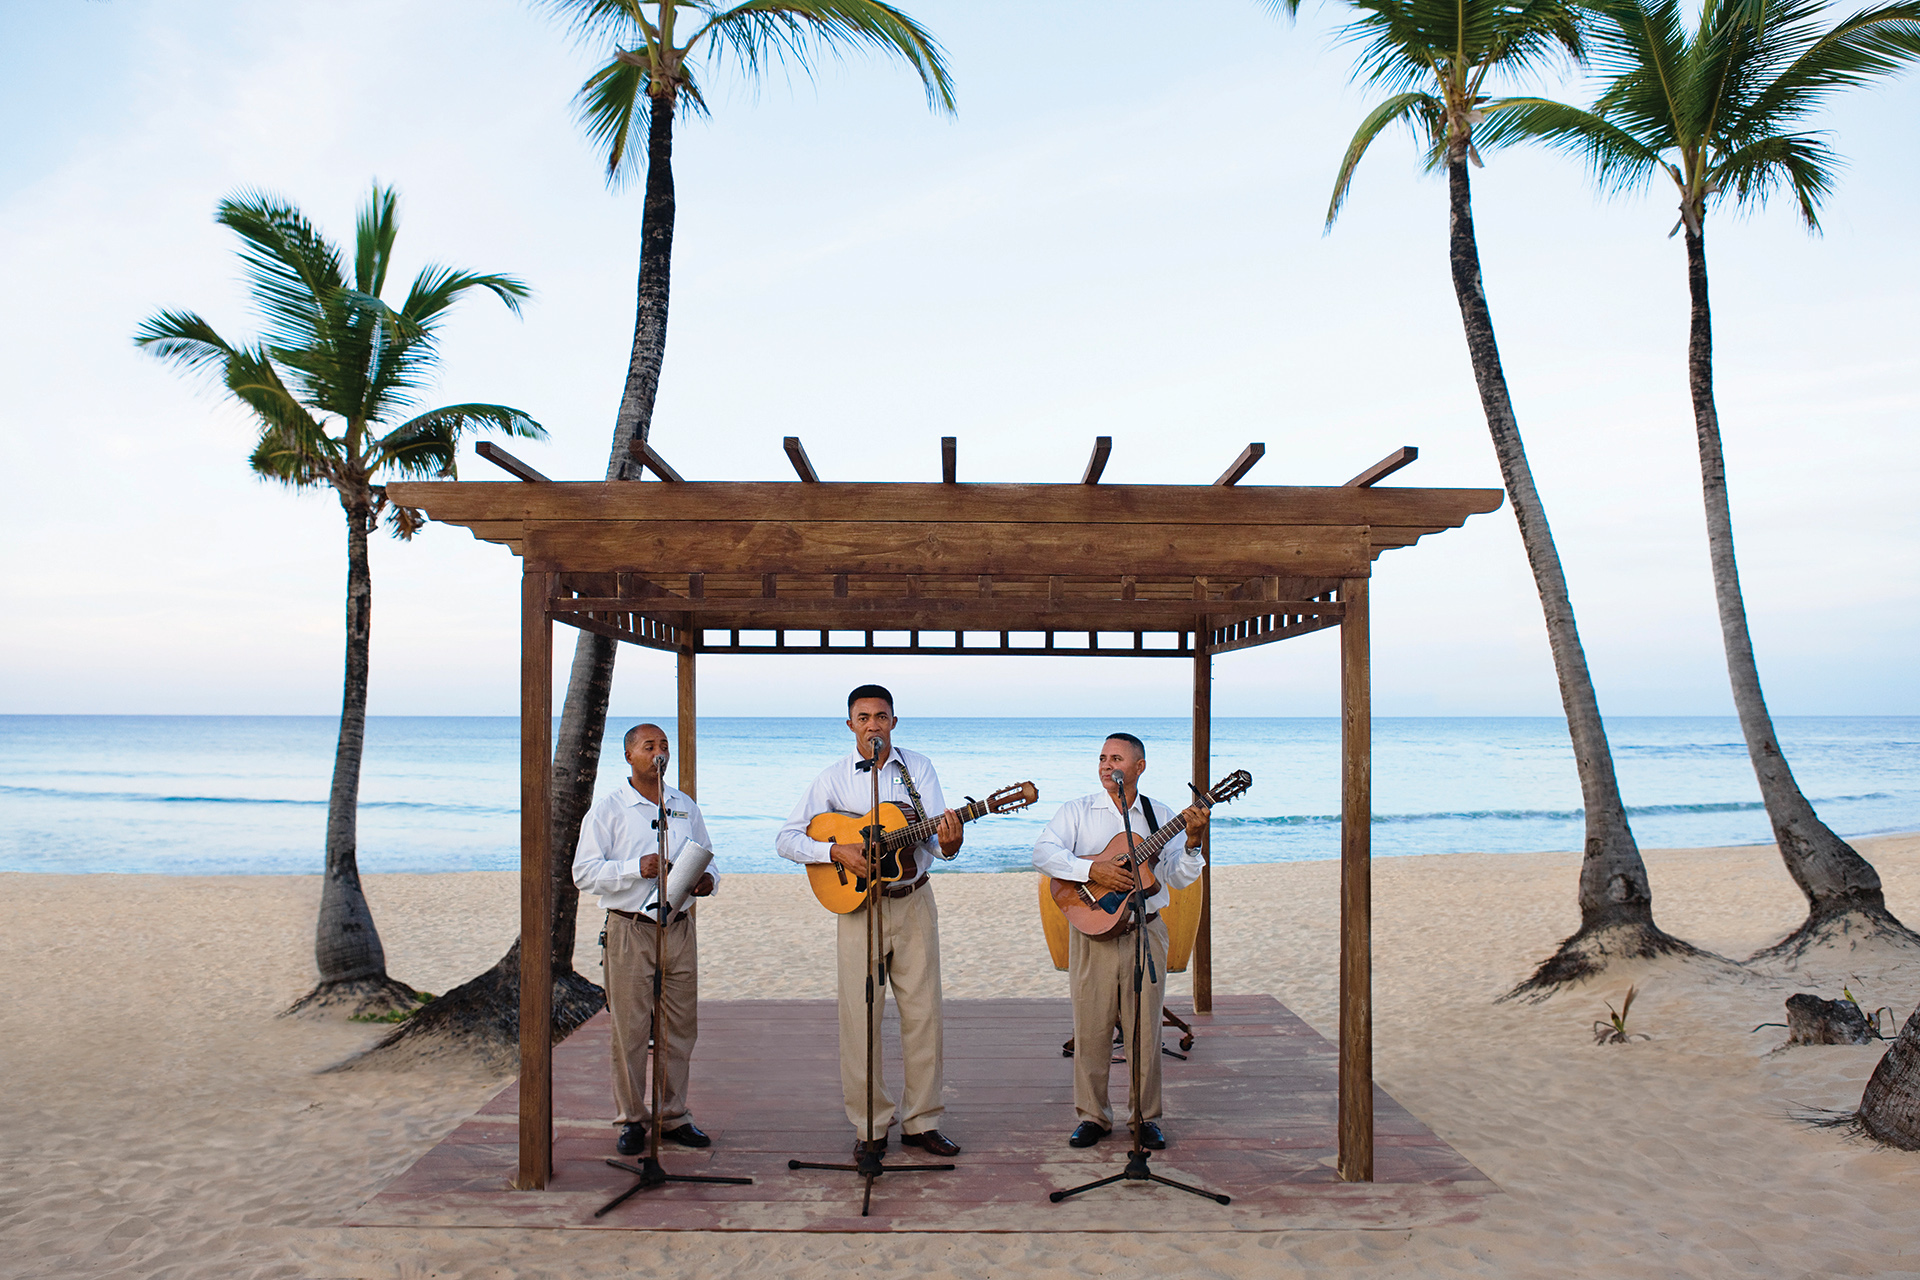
[1192,641,1213,1014]
[1337,576,1373,1182]
[517,569,554,1190]
[677,646,697,800]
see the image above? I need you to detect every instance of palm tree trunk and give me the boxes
[1681,225,1917,962]
[1441,150,1702,995]
[547,90,682,971]
[368,94,687,1061]
[1854,1003,1920,1149]
[285,494,418,1018]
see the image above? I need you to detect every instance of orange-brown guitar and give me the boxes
[1050,770,1253,940]
[806,781,1039,913]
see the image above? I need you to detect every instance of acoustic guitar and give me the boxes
[805,781,1040,914]
[1049,769,1253,940]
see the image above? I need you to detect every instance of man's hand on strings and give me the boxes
[936,808,964,856]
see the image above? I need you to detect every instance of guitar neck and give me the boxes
[1129,811,1188,864]
[886,796,989,849]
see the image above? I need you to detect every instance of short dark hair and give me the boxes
[848,684,895,713]
[624,723,665,752]
[1104,732,1146,759]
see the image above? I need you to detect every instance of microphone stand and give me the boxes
[596,760,751,1218]
[789,736,953,1216]
[1049,773,1228,1207]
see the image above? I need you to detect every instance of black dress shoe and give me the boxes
[616,1123,645,1156]
[1133,1121,1167,1150]
[662,1122,711,1148]
[901,1129,961,1157]
[1068,1121,1110,1148]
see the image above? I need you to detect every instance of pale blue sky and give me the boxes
[1,0,1915,719]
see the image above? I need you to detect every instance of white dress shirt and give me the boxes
[1030,790,1205,914]
[573,779,719,914]
[775,746,950,881]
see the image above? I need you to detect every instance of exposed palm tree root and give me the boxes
[283,973,421,1021]
[1747,900,1920,969]
[1503,920,1740,1003]
[328,951,604,1074]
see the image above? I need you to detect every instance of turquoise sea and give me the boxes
[2,716,1916,876]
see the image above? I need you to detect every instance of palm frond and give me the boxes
[1479,97,1666,192]
[354,184,401,297]
[1741,1,1920,126]
[541,0,660,48]
[214,192,347,354]
[577,54,656,184]
[1328,92,1444,225]
[373,403,545,480]
[400,265,530,328]
[1710,129,1838,226]
[695,0,956,113]
[131,310,238,377]
[225,347,340,487]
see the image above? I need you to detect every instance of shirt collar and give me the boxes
[619,780,675,809]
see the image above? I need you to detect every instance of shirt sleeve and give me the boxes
[1158,843,1206,891]
[572,797,642,897]
[775,768,837,865]
[1030,801,1092,882]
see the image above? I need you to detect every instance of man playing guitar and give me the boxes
[1030,733,1208,1150]
[775,685,965,1158]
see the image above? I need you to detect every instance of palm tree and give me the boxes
[1492,0,1920,963]
[1298,0,1715,993]
[136,187,542,1018]
[364,1,955,1067]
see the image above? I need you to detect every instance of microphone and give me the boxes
[651,754,668,773]
[1109,769,1127,791]
[855,736,883,773]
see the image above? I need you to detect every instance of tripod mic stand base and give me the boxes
[593,1156,755,1219]
[787,1154,957,1218]
[1048,1147,1231,1206]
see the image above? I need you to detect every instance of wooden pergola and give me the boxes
[388,436,1501,1193]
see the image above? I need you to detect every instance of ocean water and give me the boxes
[2,716,1917,877]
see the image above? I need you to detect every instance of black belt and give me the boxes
[609,906,689,926]
[1113,910,1160,936]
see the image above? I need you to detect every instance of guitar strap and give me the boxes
[892,754,952,862]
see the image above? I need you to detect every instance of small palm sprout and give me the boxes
[1593,985,1651,1044]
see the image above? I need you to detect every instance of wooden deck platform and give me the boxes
[350,994,1497,1232]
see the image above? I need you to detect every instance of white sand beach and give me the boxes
[3,837,1917,1279]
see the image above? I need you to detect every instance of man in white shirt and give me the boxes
[573,723,718,1156]
[775,684,964,1158]
[1030,732,1207,1150]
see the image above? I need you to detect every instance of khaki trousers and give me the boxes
[1068,916,1169,1130]
[605,910,699,1129]
[835,883,945,1139]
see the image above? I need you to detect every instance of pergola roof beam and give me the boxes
[1344,445,1419,489]
[474,441,550,483]
[1082,436,1112,484]
[942,436,957,484]
[1214,443,1266,486]
[783,436,820,482]
[626,438,685,482]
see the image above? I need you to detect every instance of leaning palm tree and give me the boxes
[1491,0,1920,963]
[362,1,954,1068]
[1295,0,1715,993]
[136,186,542,1018]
